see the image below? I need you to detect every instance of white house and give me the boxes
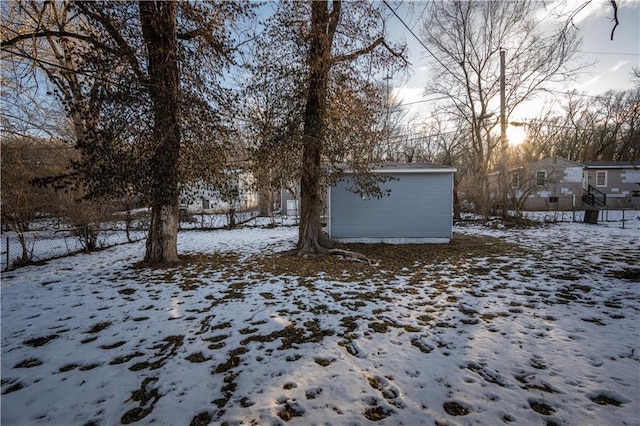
[180,170,259,214]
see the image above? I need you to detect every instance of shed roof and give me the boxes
[338,162,456,174]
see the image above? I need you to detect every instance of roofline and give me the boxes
[340,165,457,174]
[379,167,455,173]
[583,164,639,169]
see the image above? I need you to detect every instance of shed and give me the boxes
[328,163,456,243]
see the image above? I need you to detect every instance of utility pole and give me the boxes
[500,49,508,217]
[500,49,506,155]
[384,70,392,161]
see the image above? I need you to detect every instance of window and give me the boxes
[596,171,607,187]
[549,196,559,203]
[536,170,546,186]
[511,170,521,187]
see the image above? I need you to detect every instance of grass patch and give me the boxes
[79,363,101,371]
[58,363,80,372]
[443,401,469,416]
[2,380,24,394]
[363,405,393,421]
[277,402,305,421]
[314,357,334,367]
[215,347,249,374]
[85,321,112,334]
[590,394,624,406]
[611,268,640,282]
[253,234,522,280]
[100,341,126,350]
[14,358,43,368]
[185,352,210,363]
[23,334,59,347]
[529,400,555,415]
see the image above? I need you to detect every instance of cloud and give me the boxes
[570,74,602,91]
[537,0,609,24]
[392,87,424,104]
[609,60,630,72]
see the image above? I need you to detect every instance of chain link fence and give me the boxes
[520,208,638,227]
[1,210,262,271]
[1,226,147,271]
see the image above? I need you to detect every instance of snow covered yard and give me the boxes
[1,216,639,425]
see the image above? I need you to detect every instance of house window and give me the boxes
[202,199,210,209]
[549,196,559,203]
[595,171,607,187]
[512,170,521,187]
[536,170,546,186]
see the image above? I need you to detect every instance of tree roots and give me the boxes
[296,234,374,266]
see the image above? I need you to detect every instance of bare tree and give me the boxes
[243,57,306,222]
[0,137,68,263]
[419,1,586,216]
[519,87,640,163]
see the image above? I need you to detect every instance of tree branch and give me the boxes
[326,1,408,66]
[332,37,383,64]
[610,0,619,41]
[74,3,147,83]
[177,28,227,56]
[2,30,100,49]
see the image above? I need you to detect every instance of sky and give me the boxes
[386,0,640,129]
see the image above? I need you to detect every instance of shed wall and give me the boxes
[329,172,453,241]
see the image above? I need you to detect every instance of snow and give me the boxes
[1,213,639,425]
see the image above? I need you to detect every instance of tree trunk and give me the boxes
[296,1,333,254]
[140,1,181,263]
[453,175,461,221]
[146,202,179,263]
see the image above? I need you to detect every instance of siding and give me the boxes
[329,172,453,240]
[518,157,584,211]
[584,168,640,208]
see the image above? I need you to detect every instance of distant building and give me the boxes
[582,161,640,209]
[179,170,259,214]
[504,156,585,211]
[280,186,300,216]
[492,157,640,211]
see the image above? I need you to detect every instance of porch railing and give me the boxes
[582,184,606,207]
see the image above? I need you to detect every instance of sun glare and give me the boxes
[507,125,527,146]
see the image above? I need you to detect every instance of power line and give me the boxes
[382,0,466,88]
[545,89,611,99]
[383,3,638,106]
[579,50,640,56]
[400,95,452,106]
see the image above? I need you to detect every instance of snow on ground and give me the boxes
[1,213,639,425]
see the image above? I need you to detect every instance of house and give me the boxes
[498,157,640,211]
[506,156,585,211]
[280,186,299,216]
[327,163,456,243]
[179,170,259,214]
[280,185,330,217]
[582,161,640,209]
